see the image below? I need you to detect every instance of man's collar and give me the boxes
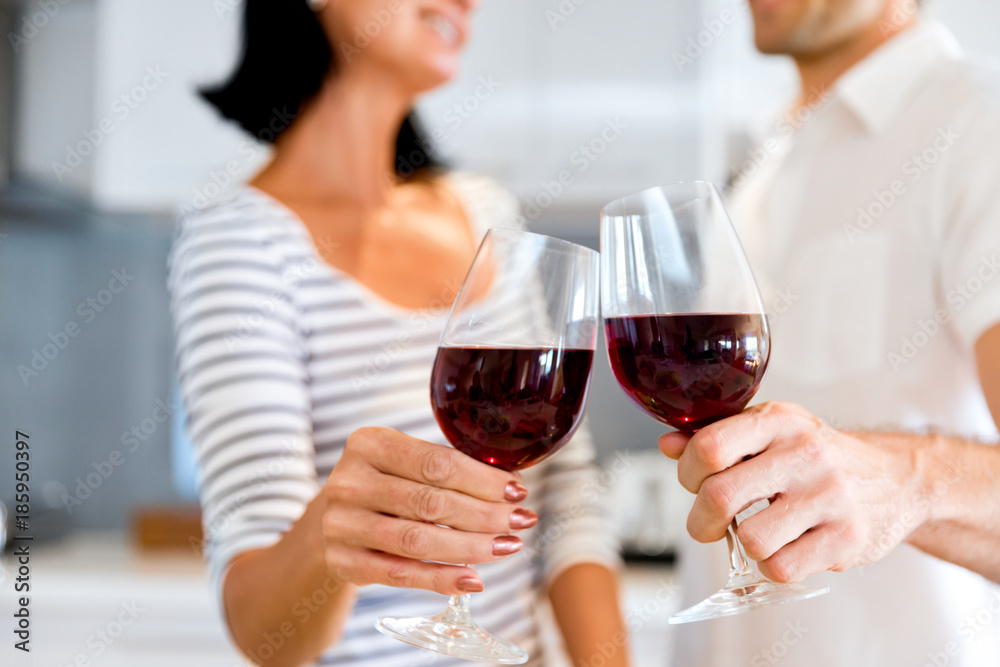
[835,21,963,135]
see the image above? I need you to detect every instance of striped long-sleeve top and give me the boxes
[167,172,620,666]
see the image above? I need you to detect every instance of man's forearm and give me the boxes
[224,494,357,667]
[897,432,1000,583]
[548,563,628,667]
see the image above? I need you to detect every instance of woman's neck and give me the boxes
[252,66,412,206]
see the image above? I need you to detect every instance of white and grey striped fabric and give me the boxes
[167,172,620,666]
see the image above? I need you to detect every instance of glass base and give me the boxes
[376,609,529,664]
[669,574,829,624]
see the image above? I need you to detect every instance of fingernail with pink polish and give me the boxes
[509,508,538,531]
[457,576,484,593]
[492,535,522,556]
[504,481,528,502]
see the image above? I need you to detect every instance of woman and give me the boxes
[168,1,627,666]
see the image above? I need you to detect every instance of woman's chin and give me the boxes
[405,59,461,94]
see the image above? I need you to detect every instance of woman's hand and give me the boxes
[658,402,931,582]
[321,427,537,596]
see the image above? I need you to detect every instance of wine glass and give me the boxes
[600,181,829,624]
[376,227,600,663]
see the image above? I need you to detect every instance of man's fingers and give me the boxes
[757,523,851,584]
[658,431,690,460]
[677,402,803,492]
[686,451,789,542]
[327,507,521,565]
[349,427,524,502]
[734,493,826,561]
[348,470,537,534]
[327,544,482,595]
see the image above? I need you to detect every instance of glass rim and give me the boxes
[484,227,598,260]
[600,180,720,214]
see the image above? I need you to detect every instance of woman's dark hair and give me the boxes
[201,0,441,179]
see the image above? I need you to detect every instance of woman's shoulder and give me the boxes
[177,186,293,238]
[172,186,306,260]
[168,186,313,292]
[441,170,525,235]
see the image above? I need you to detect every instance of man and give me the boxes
[664,0,1000,665]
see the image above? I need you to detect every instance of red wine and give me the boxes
[605,313,768,432]
[431,346,593,471]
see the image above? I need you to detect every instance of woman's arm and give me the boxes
[223,495,356,667]
[222,428,537,667]
[549,563,629,667]
[533,424,629,666]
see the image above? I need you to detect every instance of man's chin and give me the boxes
[754,35,796,55]
[754,30,825,57]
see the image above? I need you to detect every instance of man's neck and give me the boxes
[793,13,918,110]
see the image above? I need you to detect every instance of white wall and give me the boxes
[89,0,257,211]
[14,0,99,196]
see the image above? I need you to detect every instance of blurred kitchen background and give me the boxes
[0,0,998,665]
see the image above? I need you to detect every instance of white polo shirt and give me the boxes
[675,22,1000,667]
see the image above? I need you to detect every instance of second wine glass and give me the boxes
[376,227,600,662]
[600,181,829,624]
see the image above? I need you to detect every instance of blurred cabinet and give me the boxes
[0,184,181,531]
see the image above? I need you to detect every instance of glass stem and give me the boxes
[435,564,474,625]
[726,518,755,581]
[442,594,472,622]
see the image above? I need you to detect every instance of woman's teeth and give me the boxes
[424,13,458,47]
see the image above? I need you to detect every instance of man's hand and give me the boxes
[658,402,932,582]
